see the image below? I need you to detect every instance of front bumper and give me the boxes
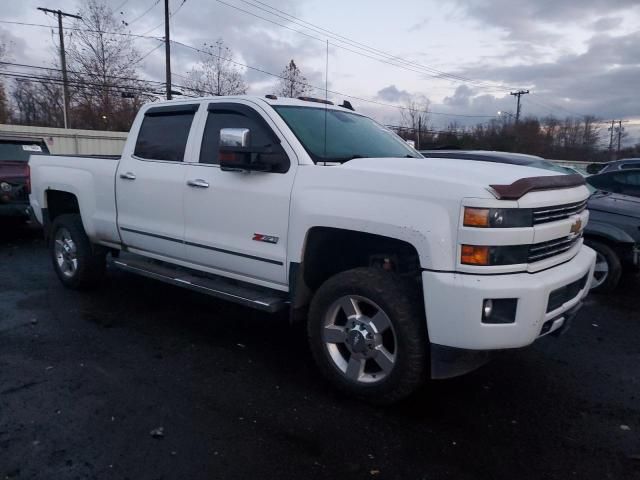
[422,245,596,351]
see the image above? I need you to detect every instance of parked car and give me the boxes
[585,191,640,291]
[29,97,595,403]
[586,169,640,198]
[0,135,49,222]
[586,158,640,174]
[421,149,639,292]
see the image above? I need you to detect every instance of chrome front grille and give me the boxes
[532,200,587,225]
[528,234,582,263]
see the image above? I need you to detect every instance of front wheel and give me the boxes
[307,268,429,404]
[585,239,621,293]
[50,214,106,289]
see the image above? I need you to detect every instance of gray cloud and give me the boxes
[407,18,429,33]
[376,84,412,103]
[456,0,639,42]
[590,16,624,31]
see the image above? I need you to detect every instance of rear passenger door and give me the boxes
[116,103,199,261]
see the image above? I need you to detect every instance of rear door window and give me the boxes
[134,104,199,161]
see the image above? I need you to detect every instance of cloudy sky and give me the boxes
[2,0,639,143]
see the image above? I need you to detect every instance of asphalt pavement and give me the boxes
[1,222,639,480]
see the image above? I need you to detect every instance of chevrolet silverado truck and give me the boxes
[29,96,596,403]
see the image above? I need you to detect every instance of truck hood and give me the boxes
[588,191,640,219]
[341,157,562,196]
[0,161,28,181]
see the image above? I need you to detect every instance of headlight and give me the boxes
[461,244,529,265]
[463,207,532,228]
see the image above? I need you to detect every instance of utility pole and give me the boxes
[510,90,529,124]
[616,120,624,155]
[38,7,82,129]
[608,120,617,159]
[417,116,421,150]
[164,0,172,100]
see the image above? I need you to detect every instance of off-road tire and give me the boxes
[50,214,106,289]
[307,267,429,404]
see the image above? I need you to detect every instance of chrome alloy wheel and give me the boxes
[54,227,78,278]
[591,251,609,290]
[322,295,397,384]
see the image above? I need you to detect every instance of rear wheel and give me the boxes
[50,214,105,289]
[307,268,428,404]
[585,239,621,293]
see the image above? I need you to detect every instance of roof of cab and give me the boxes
[143,94,357,113]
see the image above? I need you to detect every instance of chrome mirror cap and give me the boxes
[220,128,250,148]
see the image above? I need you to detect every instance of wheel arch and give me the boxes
[289,226,422,316]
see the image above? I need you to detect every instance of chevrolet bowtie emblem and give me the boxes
[570,218,582,234]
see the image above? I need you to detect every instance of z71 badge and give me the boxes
[252,233,279,244]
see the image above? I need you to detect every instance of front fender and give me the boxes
[585,220,636,244]
[289,188,457,271]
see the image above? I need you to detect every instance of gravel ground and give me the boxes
[1,222,639,480]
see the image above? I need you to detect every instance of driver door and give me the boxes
[183,102,296,288]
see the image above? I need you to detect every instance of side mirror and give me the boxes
[219,127,287,173]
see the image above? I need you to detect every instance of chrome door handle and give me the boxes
[187,179,210,188]
[119,172,136,180]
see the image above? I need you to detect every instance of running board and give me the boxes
[111,255,289,313]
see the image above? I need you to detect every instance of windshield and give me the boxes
[273,106,420,163]
[0,141,47,162]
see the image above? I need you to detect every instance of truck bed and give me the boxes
[29,154,122,246]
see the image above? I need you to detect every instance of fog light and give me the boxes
[483,299,493,318]
[481,298,518,324]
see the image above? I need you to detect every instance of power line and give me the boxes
[132,41,165,65]
[170,39,497,118]
[0,64,199,96]
[125,0,161,26]
[213,0,512,93]
[528,92,590,118]
[0,61,166,86]
[0,19,525,119]
[141,0,187,35]
[113,0,132,12]
[0,19,162,40]
[239,0,514,92]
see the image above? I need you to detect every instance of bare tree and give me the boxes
[0,37,11,123]
[400,96,430,149]
[277,59,311,98]
[582,115,601,152]
[185,39,247,97]
[12,78,65,127]
[67,0,150,130]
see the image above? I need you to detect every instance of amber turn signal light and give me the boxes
[463,207,490,227]
[461,245,490,265]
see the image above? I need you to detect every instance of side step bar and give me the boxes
[111,255,289,313]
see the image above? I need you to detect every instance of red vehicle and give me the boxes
[0,135,50,221]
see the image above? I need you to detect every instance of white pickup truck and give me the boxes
[29,95,596,403]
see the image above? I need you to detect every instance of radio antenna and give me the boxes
[323,39,329,160]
